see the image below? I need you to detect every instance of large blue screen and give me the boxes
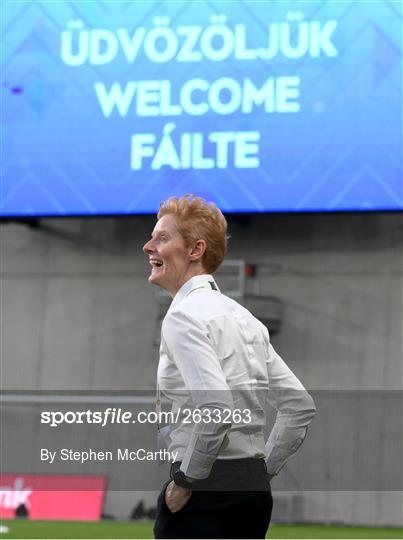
[2,0,402,216]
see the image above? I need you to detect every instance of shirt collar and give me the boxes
[169,274,220,311]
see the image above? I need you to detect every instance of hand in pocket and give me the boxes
[165,480,192,513]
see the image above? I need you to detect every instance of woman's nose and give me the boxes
[143,240,153,254]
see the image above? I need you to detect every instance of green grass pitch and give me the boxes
[1,520,402,539]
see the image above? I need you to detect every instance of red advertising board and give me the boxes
[0,475,106,521]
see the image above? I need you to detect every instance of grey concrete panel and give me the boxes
[3,278,45,389]
[2,224,49,275]
[41,278,94,389]
[90,276,156,390]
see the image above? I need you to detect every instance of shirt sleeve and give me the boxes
[265,340,316,477]
[162,309,234,480]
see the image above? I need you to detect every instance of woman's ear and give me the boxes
[189,239,207,262]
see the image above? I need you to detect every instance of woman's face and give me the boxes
[143,214,193,296]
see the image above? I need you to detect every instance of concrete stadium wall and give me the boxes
[2,212,402,525]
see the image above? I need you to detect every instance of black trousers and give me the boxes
[154,458,273,539]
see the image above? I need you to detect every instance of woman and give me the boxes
[143,194,316,539]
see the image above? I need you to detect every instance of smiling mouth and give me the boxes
[150,258,163,268]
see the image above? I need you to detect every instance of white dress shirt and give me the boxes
[158,274,316,480]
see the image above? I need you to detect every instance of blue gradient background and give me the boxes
[2,0,402,216]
